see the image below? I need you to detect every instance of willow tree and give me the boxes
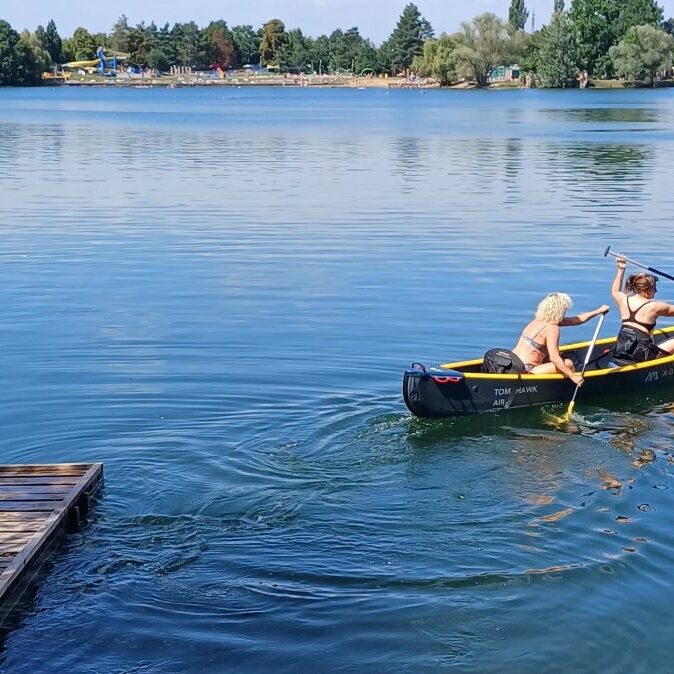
[610,23,674,85]
[414,34,456,85]
[452,13,514,87]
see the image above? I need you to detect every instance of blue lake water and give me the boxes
[1,85,674,671]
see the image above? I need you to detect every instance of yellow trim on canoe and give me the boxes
[437,325,674,380]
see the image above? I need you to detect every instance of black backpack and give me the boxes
[482,348,525,374]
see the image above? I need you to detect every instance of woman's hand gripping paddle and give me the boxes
[604,247,674,283]
[562,310,608,421]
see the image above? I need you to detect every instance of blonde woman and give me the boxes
[511,293,609,384]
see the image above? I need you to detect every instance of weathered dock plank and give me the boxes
[0,463,103,625]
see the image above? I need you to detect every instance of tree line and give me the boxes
[1,1,674,86]
[417,0,674,87]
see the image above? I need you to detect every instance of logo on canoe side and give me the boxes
[645,366,674,383]
[493,386,538,396]
[492,385,538,406]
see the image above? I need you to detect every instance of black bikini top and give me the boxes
[623,296,656,332]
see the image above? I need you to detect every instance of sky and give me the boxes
[6,0,674,44]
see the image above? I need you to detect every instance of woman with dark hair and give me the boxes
[611,256,674,361]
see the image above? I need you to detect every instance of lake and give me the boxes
[0,85,673,671]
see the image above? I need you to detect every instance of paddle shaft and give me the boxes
[569,312,607,407]
[604,247,674,283]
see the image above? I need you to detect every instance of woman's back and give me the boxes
[617,294,660,333]
[513,319,550,367]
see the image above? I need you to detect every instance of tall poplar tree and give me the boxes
[509,0,530,31]
[44,20,62,63]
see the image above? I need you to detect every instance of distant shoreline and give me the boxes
[46,74,431,89]
[40,73,672,91]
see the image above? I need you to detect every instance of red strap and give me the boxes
[432,376,462,384]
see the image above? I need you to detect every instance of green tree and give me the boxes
[328,29,350,72]
[170,21,204,67]
[518,28,543,74]
[156,23,174,65]
[509,0,530,31]
[127,22,154,66]
[310,34,331,73]
[146,48,169,71]
[616,0,663,37]
[277,28,309,71]
[381,3,433,73]
[452,13,514,87]
[70,26,96,60]
[570,0,663,76]
[204,20,235,68]
[305,29,375,74]
[19,30,49,81]
[231,25,260,66]
[110,15,131,53]
[341,27,367,72]
[413,33,456,85]
[353,35,379,73]
[44,20,62,63]
[36,20,62,63]
[0,20,23,84]
[609,23,673,84]
[537,8,577,86]
[569,0,620,76]
[259,19,287,67]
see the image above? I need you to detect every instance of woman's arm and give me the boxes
[560,305,609,326]
[546,324,581,383]
[658,302,674,317]
[611,256,627,302]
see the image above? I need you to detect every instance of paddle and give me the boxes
[604,246,674,283]
[563,311,607,420]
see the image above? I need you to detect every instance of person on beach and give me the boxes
[610,256,674,361]
[510,293,609,383]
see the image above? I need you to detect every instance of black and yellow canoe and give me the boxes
[403,325,674,419]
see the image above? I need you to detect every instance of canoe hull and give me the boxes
[403,362,674,418]
[403,333,674,419]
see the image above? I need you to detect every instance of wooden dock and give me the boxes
[0,463,103,624]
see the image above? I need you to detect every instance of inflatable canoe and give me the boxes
[403,325,674,418]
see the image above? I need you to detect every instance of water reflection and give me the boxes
[545,107,660,124]
[2,87,674,672]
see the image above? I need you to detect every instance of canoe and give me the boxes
[403,325,674,418]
